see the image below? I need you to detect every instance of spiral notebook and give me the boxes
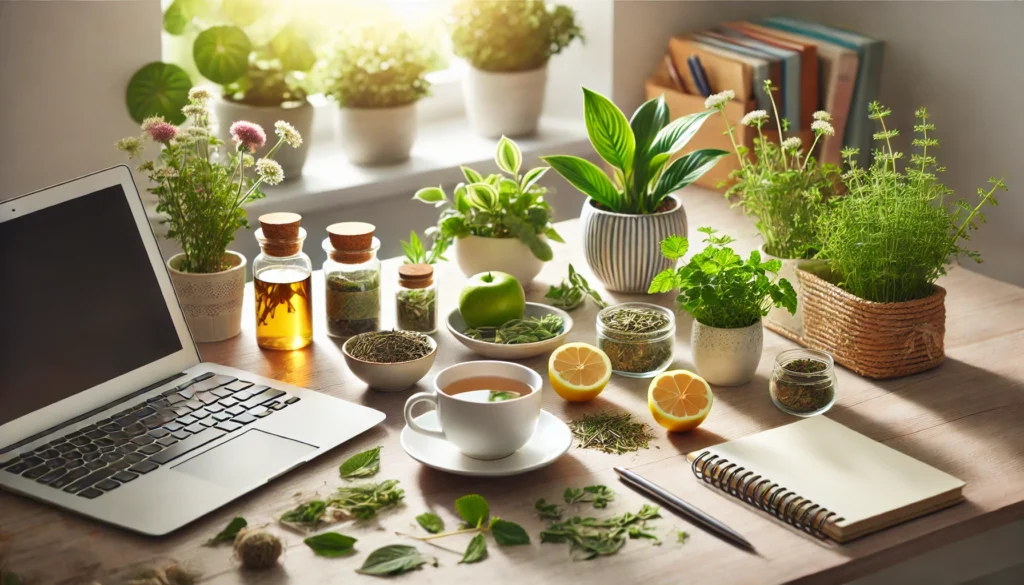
[687,417,966,543]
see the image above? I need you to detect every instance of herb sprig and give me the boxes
[400,493,529,566]
[546,264,608,311]
[564,485,615,509]
[540,504,662,560]
[400,230,450,265]
[464,314,564,344]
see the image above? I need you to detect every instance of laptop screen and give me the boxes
[0,185,183,426]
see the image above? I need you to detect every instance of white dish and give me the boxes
[400,409,572,477]
[446,302,573,360]
[343,334,437,392]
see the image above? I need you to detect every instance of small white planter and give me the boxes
[761,246,804,339]
[464,64,547,138]
[166,251,246,343]
[338,103,417,166]
[690,320,763,386]
[454,234,545,285]
[213,99,314,180]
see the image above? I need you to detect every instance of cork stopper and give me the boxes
[398,263,434,288]
[257,212,304,257]
[327,222,376,263]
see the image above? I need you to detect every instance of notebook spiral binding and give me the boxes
[691,451,842,539]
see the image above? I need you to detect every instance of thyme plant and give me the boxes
[449,0,582,72]
[817,103,1007,303]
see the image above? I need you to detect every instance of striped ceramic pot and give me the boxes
[580,195,687,293]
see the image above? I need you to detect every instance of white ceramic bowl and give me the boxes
[446,302,573,360]
[343,333,437,392]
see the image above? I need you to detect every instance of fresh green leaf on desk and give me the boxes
[415,512,445,534]
[455,494,490,528]
[464,314,563,345]
[304,532,357,557]
[459,533,488,564]
[564,485,615,508]
[540,504,661,560]
[357,545,435,576]
[204,516,246,546]
[329,480,405,521]
[340,446,381,479]
[280,500,327,526]
[535,498,563,519]
[491,519,530,545]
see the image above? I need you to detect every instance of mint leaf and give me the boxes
[339,446,381,480]
[491,519,530,545]
[415,512,444,534]
[280,500,327,525]
[454,494,489,528]
[304,532,357,557]
[205,516,246,546]
[357,545,434,576]
[459,533,488,564]
[564,485,615,508]
[535,498,562,519]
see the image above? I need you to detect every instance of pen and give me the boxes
[613,466,757,554]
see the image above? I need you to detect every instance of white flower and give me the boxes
[256,158,284,185]
[274,120,303,148]
[741,110,769,126]
[781,137,803,151]
[115,136,143,157]
[704,90,735,110]
[812,120,835,136]
[185,127,208,140]
[182,104,207,118]
[188,87,213,103]
[813,110,832,122]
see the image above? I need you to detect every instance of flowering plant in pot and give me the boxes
[449,0,582,138]
[803,103,1007,378]
[543,88,728,292]
[314,19,432,166]
[650,227,796,386]
[414,136,561,284]
[116,88,302,342]
[713,81,841,337]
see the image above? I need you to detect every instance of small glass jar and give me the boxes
[769,349,838,417]
[253,213,313,351]
[396,263,437,334]
[323,222,381,338]
[596,302,675,378]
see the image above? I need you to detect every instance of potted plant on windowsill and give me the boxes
[714,80,840,338]
[449,0,582,138]
[315,19,432,166]
[650,228,797,386]
[804,103,1007,378]
[543,88,729,292]
[116,88,302,342]
[414,136,562,284]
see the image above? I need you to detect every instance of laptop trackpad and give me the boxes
[173,429,317,489]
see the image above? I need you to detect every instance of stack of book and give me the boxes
[648,17,884,188]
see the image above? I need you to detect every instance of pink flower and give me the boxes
[145,121,178,144]
[229,121,266,152]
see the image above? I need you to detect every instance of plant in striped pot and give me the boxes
[543,88,728,292]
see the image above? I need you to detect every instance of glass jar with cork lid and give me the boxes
[252,213,313,350]
[323,222,381,338]
[396,264,437,334]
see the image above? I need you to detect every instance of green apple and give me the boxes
[459,271,526,329]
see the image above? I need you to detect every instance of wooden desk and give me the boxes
[3,189,1023,584]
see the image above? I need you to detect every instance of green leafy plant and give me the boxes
[339,446,381,480]
[649,227,797,329]
[535,498,563,519]
[817,103,1007,303]
[715,81,841,259]
[400,231,450,264]
[449,0,582,72]
[415,136,563,260]
[544,89,728,215]
[545,264,608,310]
[116,89,301,273]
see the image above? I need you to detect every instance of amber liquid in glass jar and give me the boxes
[255,267,313,350]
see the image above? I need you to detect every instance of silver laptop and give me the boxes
[0,166,385,536]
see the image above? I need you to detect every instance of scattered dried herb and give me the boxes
[397,288,437,333]
[415,512,445,534]
[326,269,381,337]
[357,545,435,577]
[540,504,662,560]
[597,306,674,375]
[280,499,327,526]
[546,264,608,311]
[628,525,661,543]
[535,498,563,519]
[770,357,835,414]
[304,532,358,557]
[205,516,247,546]
[328,480,405,521]
[460,533,488,564]
[569,412,655,454]
[488,391,518,402]
[564,485,615,509]
[465,314,564,344]
[340,446,381,479]
[677,530,690,544]
[345,330,433,363]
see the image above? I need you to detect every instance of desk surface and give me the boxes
[3,189,1024,585]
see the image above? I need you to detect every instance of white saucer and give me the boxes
[400,410,572,477]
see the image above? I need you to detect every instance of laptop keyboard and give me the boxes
[0,372,301,500]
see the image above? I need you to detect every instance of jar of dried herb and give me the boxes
[596,303,675,378]
[396,263,437,334]
[769,349,837,416]
[323,222,381,338]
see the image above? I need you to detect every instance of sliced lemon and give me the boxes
[548,343,612,402]
[648,370,713,432]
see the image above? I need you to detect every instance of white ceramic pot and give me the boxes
[213,99,314,180]
[579,194,687,293]
[464,64,548,138]
[690,320,763,386]
[166,251,246,343]
[454,234,545,285]
[761,246,803,338]
[338,103,416,166]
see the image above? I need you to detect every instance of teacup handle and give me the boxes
[404,392,446,440]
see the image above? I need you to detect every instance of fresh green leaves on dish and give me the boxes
[205,516,246,546]
[464,314,564,345]
[304,532,357,557]
[340,446,381,480]
[357,545,435,576]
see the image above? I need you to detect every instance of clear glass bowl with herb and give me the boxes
[769,349,838,417]
[596,303,675,378]
[323,222,381,338]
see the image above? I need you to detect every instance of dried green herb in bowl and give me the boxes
[596,303,675,378]
[343,331,437,391]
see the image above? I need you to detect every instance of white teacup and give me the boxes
[403,361,543,460]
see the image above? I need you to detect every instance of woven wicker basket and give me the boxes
[796,267,946,379]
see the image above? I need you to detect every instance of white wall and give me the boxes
[612,0,1024,287]
[0,1,162,199]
